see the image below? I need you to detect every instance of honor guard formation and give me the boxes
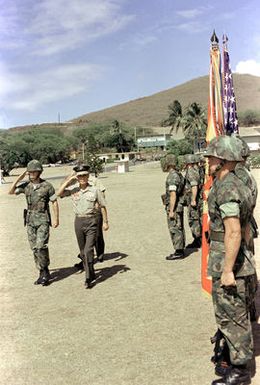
[8,134,259,385]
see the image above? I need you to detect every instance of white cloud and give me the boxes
[0,0,135,55]
[176,6,211,19]
[176,9,204,19]
[235,60,260,77]
[175,21,207,34]
[0,63,104,111]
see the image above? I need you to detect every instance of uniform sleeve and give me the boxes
[187,168,200,186]
[96,189,106,207]
[60,186,79,198]
[14,181,28,195]
[167,173,179,192]
[217,177,241,219]
[219,202,240,219]
[96,179,106,192]
[48,184,57,202]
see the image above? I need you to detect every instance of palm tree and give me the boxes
[161,100,184,135]
[182,102,207,151]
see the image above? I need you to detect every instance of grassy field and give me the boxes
[0,163,259,385]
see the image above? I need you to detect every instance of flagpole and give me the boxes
[201,31,224,295]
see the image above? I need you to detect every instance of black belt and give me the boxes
[210,231,225,242]
[75,214,95,218]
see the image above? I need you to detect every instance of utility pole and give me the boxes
[58,112,61,124]
[82,142,85,161]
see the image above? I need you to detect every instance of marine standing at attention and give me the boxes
[161,154,185,260]
[205,136,256,385]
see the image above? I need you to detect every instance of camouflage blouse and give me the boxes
[207,171,255,278]
[165,170,184,212]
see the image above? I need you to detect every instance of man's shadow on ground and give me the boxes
[49,266,78,284]
[94,264,131,286]
[101,251,128,262]
[48,251,129,285]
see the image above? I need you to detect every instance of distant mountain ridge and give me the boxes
[7,74,260,133]
[70,74,260,128]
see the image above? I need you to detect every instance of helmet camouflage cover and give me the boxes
[184,154,198,164]
[27,159,43,172]
[161,154,176,171]
[236,136,250,158]
[204,135,244,162]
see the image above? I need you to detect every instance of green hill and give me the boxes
[71,74,260,128]
[7,74,260,133]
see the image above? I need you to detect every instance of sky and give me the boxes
[0,0,260,129]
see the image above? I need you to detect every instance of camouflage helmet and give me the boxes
[184,154,198,164]
[204,135,244,161]
[236,136,250,158]
[160,154,176,171]
[27,159,43,172]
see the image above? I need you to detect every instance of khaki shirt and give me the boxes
[88,175,106,192]
[63,183,106,216]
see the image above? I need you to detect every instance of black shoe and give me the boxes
[34,270,44,285]
[186,238,201,249]
[212,366,251,385]
[41,268,50,286]
[85,278,94,289]
[74,261,84,270]
[165,250,184,260]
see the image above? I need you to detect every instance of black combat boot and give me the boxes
[41,267,51,286]
[74,260,84,270]
[34,269,44,285]
[212,365,251,385]
[186,237,201,249]
[165,249,184,260]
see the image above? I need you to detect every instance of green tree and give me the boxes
[161,100,184,135]
[238,110,260,126]
[182,102,207,151]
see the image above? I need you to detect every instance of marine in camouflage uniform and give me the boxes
[183,154,202,248]
[161,154,185,259]
[205,136,256,385]
[8,160,59,286]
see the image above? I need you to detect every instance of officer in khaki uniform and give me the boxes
[8,160,59,286]
[161,154,185,259]
[57,165,109,289]
[205,136,256,385]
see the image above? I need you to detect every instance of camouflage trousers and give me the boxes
[166,209,185,250]
[27,222,50,270]
[212,277,254,365]
[187,204,201,239]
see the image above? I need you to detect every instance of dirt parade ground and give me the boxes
[0,162,260,385]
